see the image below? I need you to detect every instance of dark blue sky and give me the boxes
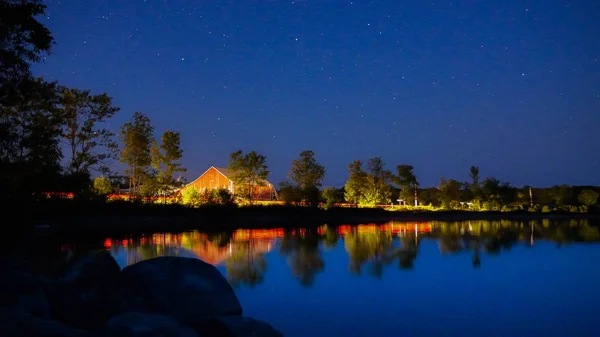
[34,0,600,187]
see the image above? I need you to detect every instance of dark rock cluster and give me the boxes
[0,253,283,337]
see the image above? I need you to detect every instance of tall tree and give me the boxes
[362,156,393,205]
[0,0,56,200]
[438,178,462,209]
[151,130,186,200]
[119,112,153,195]
[578,189,599,207]
[344,160,367,206]
[0,78,62,196]
[228,150,269,203]
[469,166,480,187]
[468,166,480,199]
[288,150,326,207]
[59,88,120,175]
[0,0,53,102]
[395,164,418,206]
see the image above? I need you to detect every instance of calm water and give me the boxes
[79,220,600,337]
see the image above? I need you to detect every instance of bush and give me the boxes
[182,187,202,207]
[92,176,114,195]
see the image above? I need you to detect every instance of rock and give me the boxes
[16,289,50,317]
[189,316,283,337]
[0,306,89,337]
[101,312,198,337]
[0,258,49,307]
[121,257,242,321]
[60,250,121,285]
[47,251,130,330]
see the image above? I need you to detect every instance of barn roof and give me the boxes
[184,166,274,187]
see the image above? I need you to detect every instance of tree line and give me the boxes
[2,1,598,212]
[0,0,186,202]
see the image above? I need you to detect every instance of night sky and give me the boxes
[33,0,600,187]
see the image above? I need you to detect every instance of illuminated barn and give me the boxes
[182,166,277,201]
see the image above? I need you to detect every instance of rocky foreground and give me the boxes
[0,253,283,337]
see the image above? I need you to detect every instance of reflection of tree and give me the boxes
[344,228,394,277]
[280,229,324,287]
[396,236,419,270]
[322,225,338,249]
[428,219,600,268]
[225,239,267,288]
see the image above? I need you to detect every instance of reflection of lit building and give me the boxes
[104,229,280,266]
[322,222,431,237]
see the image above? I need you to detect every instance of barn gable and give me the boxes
[182,166,277,201]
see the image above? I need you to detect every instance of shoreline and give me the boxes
[39,208,600,238]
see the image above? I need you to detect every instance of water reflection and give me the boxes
[101,219,600,287]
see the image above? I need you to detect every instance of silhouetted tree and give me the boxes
[151,130,186,201]
[287,150,325,207]
[119,112,154,195]
[395,164,418,206]
[59,88,120,176]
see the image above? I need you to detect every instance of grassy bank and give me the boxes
[8,198,595,237]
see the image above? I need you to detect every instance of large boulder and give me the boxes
[0,306,89,337]
[0,257,49,308]
[47,251,131,330]
[188,316,284,337]
[101,312,198,337]
[121,257,242,321]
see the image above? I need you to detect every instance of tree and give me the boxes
[362,157,393,205]
[549,185,574,206]
[0,0,53,102]
[480,177,515,210]
[119,112,154,195]
[0,78,62,196]
[228,150,269,203]
[578,189,599,206]
[344,160,367,206]
[288,150,326,189]
[469,166,480,189]
[278,181,300,205]
[151,130,186,201]
[59,88,120,175]
[93,176,114,195]
[395,164,418,206]
[438,178,462,209]
[288,150,326,207]
[322,186,343,209]
[181,187,201,207]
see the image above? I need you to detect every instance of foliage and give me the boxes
[151,130,186,201]
[344,160,368,206]
[0,0,53,102]
[59,88,120,175]
[119,112,154,195]
[578,189,599,206]
[344,158,392,207]
[210,188,235,205]
[438,178,462,210]
[92,176,114,195]
[181,187,202,207]
[228,150,270,203]
[322,186,343,209]
[287,150,326,207]
[278,181,301,205]
[0,78,63,197]
[395,164,418,206]
[549,185,574,206]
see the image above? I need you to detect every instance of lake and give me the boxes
[86,219,600,337]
